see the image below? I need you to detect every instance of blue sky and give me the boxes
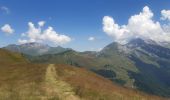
[0,0,170,51]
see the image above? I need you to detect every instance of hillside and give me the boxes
[0,49,28,65]
[0,49,165,100]
[25,38,170,97]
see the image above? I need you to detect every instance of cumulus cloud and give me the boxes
[1,24,14,34]
[161,10,170,21]
[38,21,45,27]
[103,6,170,44]
[18,21,71,44]
[1,6,10,14]
[88,37,95,41]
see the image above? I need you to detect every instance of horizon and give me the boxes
[1,37,163,53]
[0,0,170,51]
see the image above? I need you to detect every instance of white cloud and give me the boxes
[38,21,45,27]
[18,21,71,44]
[163,24,170,33]
[103,6,170,44]
[161,10,170,21]
[1,24,14,34]
[18,39,28,44]
[88,37,95,41]
[1,6,10,14]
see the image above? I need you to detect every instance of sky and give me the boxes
[0,0,170,51]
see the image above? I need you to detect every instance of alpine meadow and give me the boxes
[0,0,170,100]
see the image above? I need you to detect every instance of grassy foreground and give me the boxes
[0,49,166,100]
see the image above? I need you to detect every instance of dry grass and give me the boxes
[43,64,80,100]
[0,49,167,100]
[54,64,165,100]
[0,62,166,100]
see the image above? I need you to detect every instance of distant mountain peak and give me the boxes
[99,38,170,56]
[102,42,121,51]
[20,42,50,48]
[129,38,145,44]
[3,42,71,56]
[126,38,159,48]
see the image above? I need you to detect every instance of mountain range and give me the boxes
[2,38,170,98]
[4,42,71,56]
[0,48,165,100]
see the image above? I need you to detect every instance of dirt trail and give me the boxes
[45,64,80,100]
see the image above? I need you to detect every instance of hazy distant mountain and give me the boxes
[3,42,71,56]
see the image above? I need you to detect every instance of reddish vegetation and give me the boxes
[54,64,165,100]
[0,49,166,100]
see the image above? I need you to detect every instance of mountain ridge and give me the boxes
[3,42,71,56]
[0,48,164,100]
[2,38,170,97]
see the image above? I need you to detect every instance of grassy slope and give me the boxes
[44,64,80,100]
[0,49,165,100]
[53,64,164,100]
[0,49,27,65]
[25,47,170,97]
[29,50,138,87]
